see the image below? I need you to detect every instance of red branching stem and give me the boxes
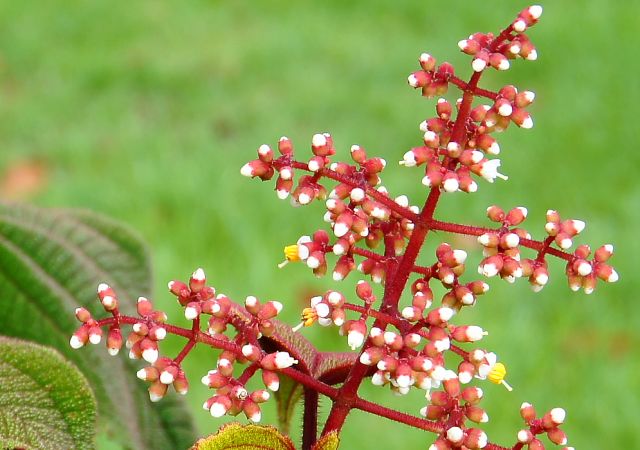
[288,161,419,222]
[448,75,498,100]
[428,219,573,261]
[174,339,196,365]
[352,396,443,433]
[174,316,200,364]
[237,362,260,385]
[349,247,433,276]
[536,235,555,262]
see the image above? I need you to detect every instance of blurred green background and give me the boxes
[0,0,638,448]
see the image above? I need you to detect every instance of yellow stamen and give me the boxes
[291,307,318,332]
[284,244,301,261]
[488,362,513,391]
[279,244,301,268]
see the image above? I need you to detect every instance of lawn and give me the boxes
[0,1,638,448]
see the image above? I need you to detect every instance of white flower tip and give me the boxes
[160,371,175,385]
[312,133,327,147]
[513,19,527,33]
[240,163,254,177]
[608,270,619,283]
[184,307,198,320]
[550,407,566,424]
[142,348,159,363]
[526,50,538,61]
[529,5,543,19]
[517,429,530,443]
[439,307,454,322]
[89,333,102,345]
[446,426,464,443]
[69,335,84,349]
[442,178,459,193]
[210,403,227,417]
[452,249,467,264]
[193,267,205,280]
[97,283,110,293]
[521,116,534,129]
[498,59,510,70]
[572,219,586,234]
[472,58,487,72]
[149,392,164,403]
[249,411,262,423]
[498,103,513,117]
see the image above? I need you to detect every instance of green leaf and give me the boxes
[311,431,340,450]
[0,336,97,450]
[0,203,197,449]
[191,423,296,450]
[273,374,304,435]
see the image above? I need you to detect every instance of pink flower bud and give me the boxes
[408,70,431,88]
[262,370,280,391]
[88,326,103,345]
[241,344,262,362]
[184,301,201,320]
[201,370,229,389]
[137,296,153,316]
[208,394,232,417]
[465,405,489,424]
[464,428,488,449]
[173,371,189,395]
[261,351,298,370]
[355,280,374,302]
[520,402,537,422]
[257,144,273,163]
[107,327,123,356]
[462,386,483,404]
[426,307,454,326]
[452,325,487,342]
[148,381,168,402]
[486,205,505,222]
[240,159,273,180]
[70,326,89,349]
[140,339,159,363]
[511,107,533,129]
[258,301,283,320]
[490,52,510,71]
[419,53,436,71]
[75,307,92,323]
[547,427,568,445]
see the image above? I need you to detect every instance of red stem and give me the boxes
[302,388,319,450]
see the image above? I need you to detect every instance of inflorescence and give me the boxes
[71,6,617,449]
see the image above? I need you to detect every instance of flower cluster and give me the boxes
[71,5,614,450]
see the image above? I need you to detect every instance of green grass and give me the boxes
[1,1,638,448]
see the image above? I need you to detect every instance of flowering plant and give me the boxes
[70,5,617,449]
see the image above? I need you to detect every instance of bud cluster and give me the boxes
[71,5,618,449]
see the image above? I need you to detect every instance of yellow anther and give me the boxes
[284,244,301,262]
[292,307,318,332]
[488,362,513,391]
[278,244,301,268]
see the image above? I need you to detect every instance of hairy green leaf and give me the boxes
[0,203,197,449]
[0,336,96,450]
[311,431,340,450]
[191,423,296,450]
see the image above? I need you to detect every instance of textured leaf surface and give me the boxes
[262,320,358,432]
[191,423,296,450]
[311,431,340,450]
[0,337,96,450]
[273,374,304,435]
[0,203,197,449]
